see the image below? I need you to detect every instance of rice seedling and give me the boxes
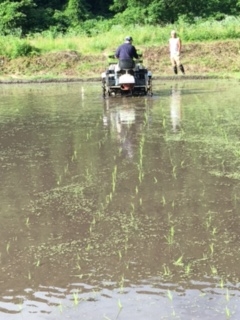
[89,225,93,233]
[73,290,80,306]
[124,238,129,252]
[109,192,113,201]
[25,217,30,227]
[91,217,96,225]
[135,186,138,194]
[57,175,62,185]
[171,309,176,317]
[85,167,93,183]
[130,202,135,214]
[173,255,184,267]
[209,243,214,256]
[118,250,122,260]
[167,213,173,223]
[105,193,112,205]
[225,306,231,319]
[219,278,225,289]
[165,226,175,245]
[163,264,171,277]
[167,290,173,302]
[58,302,63,313]
[18,302,23,312]
[112,165,117,193]
[225,288,230,302]
[211,227,217,236]
[85,243,92,251]
[185,263,192,276]
[115,299,123,319]
[71,153,77,162]
[119,275,125,293]
[172,165,177,179]
[75,262,81,270]
[161,195,166,206]
[64,163,69,174]
[118,146,122,155]
[6,242,10,253]
[205,213,212,229]
[34,259,41,267]
[210,265,218,276]
[138,169,144,183]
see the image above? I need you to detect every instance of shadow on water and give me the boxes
[0,80,240,319]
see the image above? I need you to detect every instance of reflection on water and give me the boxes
[0,81,240,319]
[170,84,181,132]
[103,98,151,159]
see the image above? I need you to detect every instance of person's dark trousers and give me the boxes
[119,59,135,69]
[179,64,185,74]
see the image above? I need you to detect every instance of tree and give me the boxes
[0,0,36,35]
[88,0,113,16]
[110,0,240,25]
[64,0,90,26]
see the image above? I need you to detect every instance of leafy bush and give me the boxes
[11,42,39,58]
[0,38,40,58]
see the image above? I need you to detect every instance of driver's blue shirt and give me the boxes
[115,43,138,60]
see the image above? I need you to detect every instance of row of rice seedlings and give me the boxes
[203,210,236,318]
[112,165,117,193]
[137,135,145,183]
[160,197,235,316]
[162,88,239,318]
[75,130,122,290]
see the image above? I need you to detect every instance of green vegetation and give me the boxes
[0,17,239,79]
[0,17,240,59]
[0,0,240,80]
[0,0,239,36]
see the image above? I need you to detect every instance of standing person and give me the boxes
[169,30,185,75]
[115,36,139,69]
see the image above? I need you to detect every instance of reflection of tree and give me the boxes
[170,84,181,132]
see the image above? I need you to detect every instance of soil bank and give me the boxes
[0,40,240,83]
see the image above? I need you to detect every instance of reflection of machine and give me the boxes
[118,108,135,124]
[103,99,152,159]
[101,53,153,97]
[170,85,182,132]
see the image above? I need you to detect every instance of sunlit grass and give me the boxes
[1,17,240,57]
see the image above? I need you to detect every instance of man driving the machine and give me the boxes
[115,36,139,69]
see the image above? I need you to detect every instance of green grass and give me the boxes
[1,17,240,58]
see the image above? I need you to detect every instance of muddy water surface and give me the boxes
[0,80,240,319]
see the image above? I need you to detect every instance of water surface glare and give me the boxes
[0,80,240,319]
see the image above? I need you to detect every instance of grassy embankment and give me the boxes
[0,18,240,80]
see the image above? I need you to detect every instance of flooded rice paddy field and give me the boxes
[0,80,240,319]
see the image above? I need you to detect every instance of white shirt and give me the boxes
[169,37,180,56]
